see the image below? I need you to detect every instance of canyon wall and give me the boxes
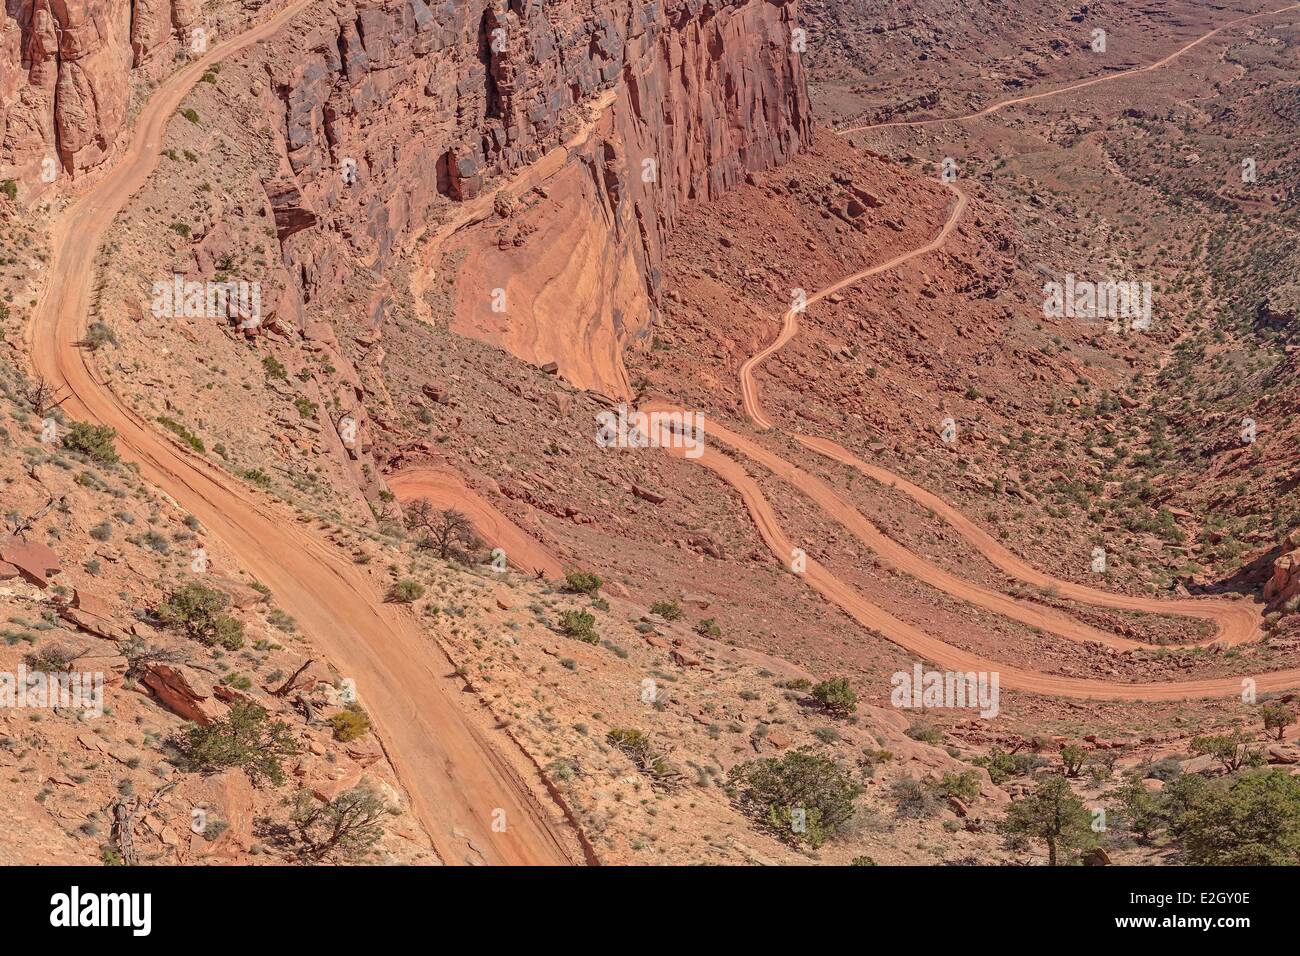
[0,0,209,189]
[266,0,812,394]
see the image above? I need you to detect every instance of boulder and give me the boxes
[142,663,228,725]
[0,536,60,586]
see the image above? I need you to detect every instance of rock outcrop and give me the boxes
[1,0,209,193]
[1264,529,1300,610]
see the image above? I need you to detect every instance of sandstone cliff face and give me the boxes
[0,0,205,190]
[266,0,811,394]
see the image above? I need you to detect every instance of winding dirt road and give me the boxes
[387,469,564,578]
[637,413,1300,700]
[26,0,579,865]
[838,3,1300,134]
[651,4,1300,698]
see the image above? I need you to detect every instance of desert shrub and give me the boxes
[650,600,682,620]
[606,728,679,788]
[329,706,372,742]
[0,179,16,201]
[389,579,425,603]
[83,322,117,351]
[811,676,858,715]
[729,747,862,848]
[564,569,602,596]
[976,746,1041,784]
[891,778,938,818]
[262,355,287,380]
[904,724,943,745]
[933,770,981,803]
[695,617,722,638]
[154,582,245,649]
[157,415,204,452]
[558,609,598,644]
[169,701,298,785]
[24,645,82,672]
[62,422,119,464]
[240,468,272,488]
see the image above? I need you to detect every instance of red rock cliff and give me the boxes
[1,0,209,188]
[266,0,812,395]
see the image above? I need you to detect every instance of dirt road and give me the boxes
[25,0,580,866]
[838,3,1300,134]
[387,469,564,578]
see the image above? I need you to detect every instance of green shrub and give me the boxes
[695,617,722,638]
[262,355,288,380]
[729,747,862,848]
[558,609,598,643]
[155,582,245,649]
[977,746,1042,784]
[62,422,119,464]
[811,676,858,715]
[169,701,298,785]
[180,107,200,124]
[650,600,682,620]
[157,415,205,452]
[904,723,943,745]
[564,569,602,596]
[389,579,425,603]
[933,770,981,803]
[329,706,372,742]
[240,468,272,488]
[0,179,16,201]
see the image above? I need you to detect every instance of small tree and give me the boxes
[1112,776,1164,844]
[811,676,858,716]
[404,501,479,560]
[729,747,863,848]
[23,374,66,417]
[170,701,299,786]
[1060,744,1087,778]
[1262,702,1295,742]
[1174,769,1300,865]
[999,774,1096,866]
[155,583,245,649]
[286,785,387,862]
[1190,732,1262,773]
